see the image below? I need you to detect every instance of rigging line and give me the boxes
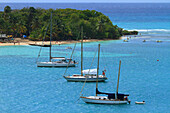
[62,43,77,77]
[75,97,81,104]
[73,31,80,59]
[79,48,98,97]
[55,77,63,81]
[101,49,111,79]
[36,23,50,63]
[72,41,82,60]
[72,41,81,60]
[75,49,98,103]
[75,48,98,104]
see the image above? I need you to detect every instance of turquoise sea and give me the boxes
[0,3,170,113]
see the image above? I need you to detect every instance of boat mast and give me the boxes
[81,26,83,76]
[116,60,121,99]
[96,44,100,96]
[49,12,52,62]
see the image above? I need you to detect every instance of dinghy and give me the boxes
[123,39,128,42]
[156,40,162,43]
[143,40,146,42]
[135,101,145,104]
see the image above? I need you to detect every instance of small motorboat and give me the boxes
[156,40,162,43]
[143,40,146,42]
[135,101,145,104]
[123,39,128,42]
[66,47,72,49]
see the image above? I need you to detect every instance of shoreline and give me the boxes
[0,38,123,46]
[0,35,137,46]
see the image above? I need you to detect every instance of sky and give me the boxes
[0,0,170,3]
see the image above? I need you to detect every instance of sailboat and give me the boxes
[37,13,76,67]
[29,43,51,47]
[63,29,107,82]
[80,60,131,104]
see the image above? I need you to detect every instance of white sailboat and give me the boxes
[37,57,76,67]
[80,60,131,104]
[63,68,107,82]
[63,27,107,82]
[37,13,76,67]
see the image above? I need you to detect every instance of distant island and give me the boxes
[0,6,138,41]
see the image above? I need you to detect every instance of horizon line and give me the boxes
[1,2,170,3]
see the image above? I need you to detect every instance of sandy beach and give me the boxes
[0,38,122,46]
[0,35,138,46]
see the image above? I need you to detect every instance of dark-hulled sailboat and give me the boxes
[80,59,131,104]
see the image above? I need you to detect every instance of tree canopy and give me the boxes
[0,6,137,41]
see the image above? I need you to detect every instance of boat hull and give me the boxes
[135,102,145,104]
[80,96,128,104]
[37,62,75,67]
[63,76,107,82]
[29,44,51,47]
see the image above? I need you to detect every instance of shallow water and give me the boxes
[0,35,169,112]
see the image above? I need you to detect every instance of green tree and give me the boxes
[0,7,133,41]
[4,6,12,14]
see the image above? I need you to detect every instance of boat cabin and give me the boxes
[52,57,74,63]
[96,88,129,100]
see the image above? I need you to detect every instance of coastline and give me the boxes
[0,35,138,46]
[0,38,123,46]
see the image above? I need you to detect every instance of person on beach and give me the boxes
[55,41,58,44]
[17,41,20,45]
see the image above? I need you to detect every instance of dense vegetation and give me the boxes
[0,6,137,41]
[122,30,138,35]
